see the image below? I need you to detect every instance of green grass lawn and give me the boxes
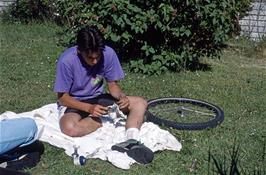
[1,22,265,175]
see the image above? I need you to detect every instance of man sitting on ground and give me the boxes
[53,26,153,164]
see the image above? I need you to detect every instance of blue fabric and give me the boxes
[0,118,37,155]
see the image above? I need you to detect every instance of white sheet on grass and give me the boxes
[0,103,182,169]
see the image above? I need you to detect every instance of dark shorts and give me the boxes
[64,94,118,118]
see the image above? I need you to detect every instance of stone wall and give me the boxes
[0,0,15,12]
[239,0,266,40]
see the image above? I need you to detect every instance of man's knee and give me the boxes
[140,97,148,108]
[60,121,79,137]
[59,115,80,137]
[59,115,102,137]
[131,96,148,109]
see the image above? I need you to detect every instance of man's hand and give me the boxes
[107,81,130,110]
[88,104,108,117]
[117,95,130,110]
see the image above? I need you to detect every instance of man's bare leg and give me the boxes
[59,113,102,137]
[59,96,147,137]
[111,96,154,165]
[125,96,147,129]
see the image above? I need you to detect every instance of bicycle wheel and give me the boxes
[146,97,224,130]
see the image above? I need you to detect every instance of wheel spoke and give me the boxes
[148,103,217,123]
[149,105,215,117]
[180,106,216,117]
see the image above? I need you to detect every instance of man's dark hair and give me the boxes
[77,26,105,53]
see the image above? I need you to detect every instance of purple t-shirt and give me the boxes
[53,46,125,100]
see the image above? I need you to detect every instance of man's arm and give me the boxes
[107,81,126,99]
[107,81,129,109]
[58,93,107,117]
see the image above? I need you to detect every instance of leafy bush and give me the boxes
[1,0,57,22]
[3,0,252,75]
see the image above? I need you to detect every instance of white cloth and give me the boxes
[0,103,182,169]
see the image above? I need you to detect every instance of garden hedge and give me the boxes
[5,0,252,74]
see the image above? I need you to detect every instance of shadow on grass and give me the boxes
[208,142,265,175]
[186,62,212,72]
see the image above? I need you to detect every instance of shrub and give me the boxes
[2,0,252,75]
[1,0,57,23]
[55,0,253,74]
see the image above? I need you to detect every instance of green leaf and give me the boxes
[110,33,120,42]
[185,30,191,37]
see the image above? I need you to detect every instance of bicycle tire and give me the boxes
[146,97,224,130]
